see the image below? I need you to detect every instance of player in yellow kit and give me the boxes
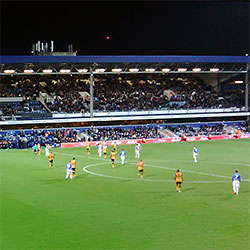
[137,160,144,178]
[110,150,116,168]
[71,157,77,178]
[37,143,41,156]
[86,142,90,155]
[103,146,107,159]
[113,142,117,153]
[174,169,183,192]
[49,152,54,168]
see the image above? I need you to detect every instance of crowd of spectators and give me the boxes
[0,75,90,114]
[0,125,160,149]
[0,128,79,149]
[0,74,245,115]
[94,75,244,111]
[85,126,160,141]
[231,121,250,133]
[0,100,46,115]
[167,123,226,137]
[0,122,249,149]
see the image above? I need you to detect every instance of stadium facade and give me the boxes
[0,55,249,128]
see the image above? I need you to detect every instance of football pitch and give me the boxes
[1,139,250,250]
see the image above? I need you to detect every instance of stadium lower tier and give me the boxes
[0,121,249,149]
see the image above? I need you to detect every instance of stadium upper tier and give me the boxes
[0,74,245,116]
[0,55,248,124]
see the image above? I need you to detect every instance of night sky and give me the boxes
[1,1,249,56]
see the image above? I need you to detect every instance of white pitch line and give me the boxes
[82,162,246,183]
[144,159,250,167]
[55,152,250,167]
[145,164,233,180]
[54,151,250,182]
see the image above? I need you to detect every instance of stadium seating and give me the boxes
[0,74,244,115]
[0,122,249,149]
[166,123,225,137]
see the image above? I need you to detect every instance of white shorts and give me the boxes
[233,181,240,188]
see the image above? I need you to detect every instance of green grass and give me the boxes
[1,139,250,250]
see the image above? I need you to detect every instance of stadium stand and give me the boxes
[85,125,160,141]
[167,123,225,137]
[0,74,244,116]
[0,121,249,149]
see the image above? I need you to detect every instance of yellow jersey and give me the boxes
[110,151,116,160]
[49,153,54,161]
[71,160,76,168]
[175,172,183,182]
[138,161,144,170]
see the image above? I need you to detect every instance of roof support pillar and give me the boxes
[245,62,249,120]
[90,69,94,118]
[217,73,221,94]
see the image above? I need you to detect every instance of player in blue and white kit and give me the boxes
[97,143,103,157]
[135,143,141,159]
[232,170,241,195]
[65,161,73,180]
[193,146,198,163]
[119,149,126,165]
[45,144,50,157]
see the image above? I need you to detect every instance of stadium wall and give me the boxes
[60,134,250,148]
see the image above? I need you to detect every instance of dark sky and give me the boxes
[1,1,249,56]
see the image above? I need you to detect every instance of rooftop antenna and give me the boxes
[51,41,54,52]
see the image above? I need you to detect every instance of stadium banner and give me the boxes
[60,134,250,148]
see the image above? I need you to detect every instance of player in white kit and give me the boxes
[135,143,141,159]
[119,149,126,165]
[193,146,198,163]
[232,170,241,195]
[45,144,50,157]
[97,143,103,157]
[65,161,73,180]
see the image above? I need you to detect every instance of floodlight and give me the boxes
[4,69,15,74]
[95,68,105,73]
[129,68,139,72]
[43,69,53,73]
[60,69,71,73]
[162,68,170,72]
[24,69,34,73]
[192,68,201,72]
[77,69,88,73]
[178,68,187,72]
[112,68,122,72]
[235,80,243,84]
[210,68,219,72]
[145,68,155,72]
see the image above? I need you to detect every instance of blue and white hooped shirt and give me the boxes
[232,174,241,182]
